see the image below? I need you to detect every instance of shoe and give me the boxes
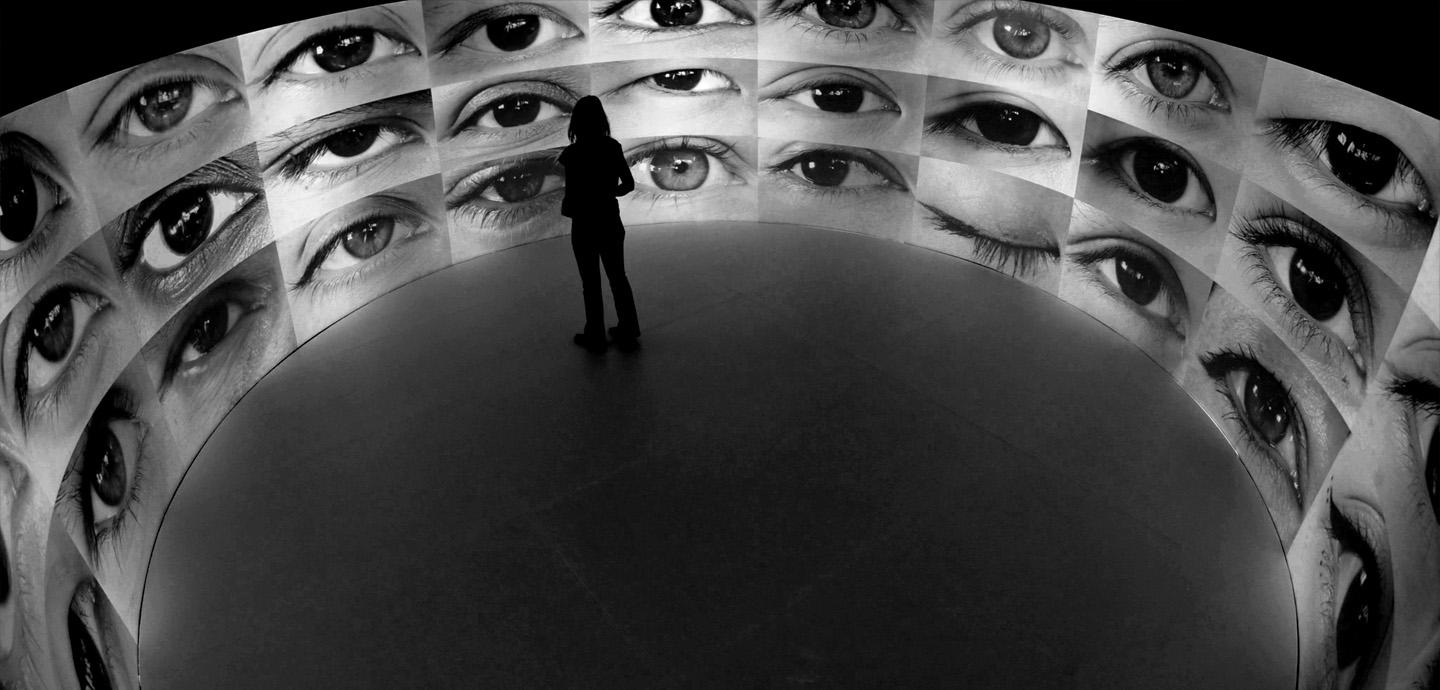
[573,333,607,353]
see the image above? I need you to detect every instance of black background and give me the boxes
[2,0,1438,119]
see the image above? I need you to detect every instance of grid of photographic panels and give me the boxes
[0,1,1437,687]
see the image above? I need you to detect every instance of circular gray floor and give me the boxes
[139,223,1296,688]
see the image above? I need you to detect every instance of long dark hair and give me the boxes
[568,95,610,142]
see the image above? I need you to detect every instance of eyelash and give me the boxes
[923,203,1058,277]
[944,1,1079,81]
[1087,137,1215,218]
[265,26,416,85]
[1067,243,1182,323]
[59,388,147,561]
[766,147,907,199]
[160,279,265,386]
[624,136,748,200]
[98,75,237,147]
[768,0,913,42]
[1231,214,1370,367]
[292,206,427,294]
[274,119,423,184]
[1264,118,1434,226]
[13,285,111,429]
[1200,346,1308,508]
[448,152,564,228]
[598,0,755,36]
[439,4,583,55]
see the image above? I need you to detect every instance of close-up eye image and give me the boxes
[1076,110,1238,274]
[0,420,63,690]
[280,175,452,340]
[100,145,272,342]
[1087,16,1265,170]
[1246,60,1439,292]
[923,74,1085,193]
[930,0,1096,105]
[67,39,251,226]
[435,65,587,161]
[758,0,928,72]
[1178,285,1347,548]
[1286,288,1440,690]
[138,246,295,463]
[596,59,757,139]
[759,139,916,239]
[53,360,180,636]
[3,234,141,494]
[1216,182,1412,424]
[590,0,758,61]
[1,96,97,317]
[423,0,589,85]
[618,135,758,225]
[1058,199,1210,375]
[912,157,1072,292]
[240,1,429,137]
[258,90,438,231]
[445,145,568,261]
[759,62,922,154]
[43,524,138,690]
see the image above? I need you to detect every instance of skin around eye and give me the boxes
[598,0,753,33]
[61,388,144,560]
[49,572,136,690]
[1087,137,1216,219]
[616,136,757,224]
[425,0,587,83]
[759,140,915,239]
[596,59,757,139]
[0,130,82,311]
[1265,119,1436,226]
[445,148,568,260]
[1103,39,1230,116]
[923,81,1084,193]
[626,137,747,193]
[263,27,417,85]
[761,0,924,70]
[934,0,1093,103]
[437,67,585,162]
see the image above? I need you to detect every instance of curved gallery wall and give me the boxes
[0,1,1436,687]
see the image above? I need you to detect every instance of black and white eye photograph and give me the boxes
[1,0,1436,687]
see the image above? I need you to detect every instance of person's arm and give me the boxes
[613,139,634,197]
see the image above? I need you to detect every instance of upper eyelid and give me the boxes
[765,0,916,24]
[445,150,561,200]
[256,7,417,77]
[451,80,580,132]
[604,0,756,22]
[1103,38,1233,97]
[770,144,906,185]
[84,54,243,139]
[261,92,432,164]
[1087,136,1215,198]
[301,193,427,262]
[945,0,1082,39]
[764,68,897,101]
[437,3,580,54]
[116,156,261,267]
[263,25,418,86]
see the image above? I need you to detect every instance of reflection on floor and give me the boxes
[139,223,1295,688]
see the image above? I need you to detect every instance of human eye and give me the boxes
[112,154,267,303]
[597,0,754,37]
[263,93,432,190]
[943,0,1088,81]
[7,282,112,428]
[159,278,269,388]
[926,92,1067,156]
[1102,38,1231,120]
[1,132,75,293]
[262,26,420,87]
[766,0,915,40]
[1264,119,1437,228]
[61,578,134,690]
[625,136,749,195]
[1326,499,1391,688]
[1068,237,1186,325]
[446,149,565,243]
[434,2,584,56]
[611,68,742,97]
[86,54,246,157]
[923,202,1058,279]
[767,70,898,114]
[1200,347,1309,512]
[766,144,907,196]
[58,387,145,561]
[1087,137,1215,219]
[447,79,577,149]
[292,193,439,295]
[1385,373,1440,526]
[1231,211,1371,387]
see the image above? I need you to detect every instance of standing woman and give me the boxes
[559,95,640,352]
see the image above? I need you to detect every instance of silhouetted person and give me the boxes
[559,95,639,353]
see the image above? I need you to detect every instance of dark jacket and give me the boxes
[558,136,635,220]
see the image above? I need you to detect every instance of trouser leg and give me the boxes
[599,229,639,337]
[571,229,605,338]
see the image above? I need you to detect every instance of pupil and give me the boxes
[494,170,546,202]
[324,126,382,158]
[812,85,863,112]
[1,157,38,243]
[1242,368,1290,445]
[313,29,375,73]
[651,0,702,26]
[1288,248,1344,321]
[87,427,127,507]
[1146,52,1200,99]
[799,154,849,186]
[135,82,194,133]
[1427,428,1439,527]
[816,0,876,28]
[1132,146,1188,203]
[68,606,116,690]
[655,69,703,91]
[155,188,213,256]
[973,103,1041,145]
[488,15,540,51]
[649,149,708,191]
[1325,124,1397,195]
[1335,567,1379,669]
[341,218,395,259]
[992,10,1051,59]
[185,301,232,358]
[494,96,542,127]
[1115,255,1160,306]
[29,290,74,363]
